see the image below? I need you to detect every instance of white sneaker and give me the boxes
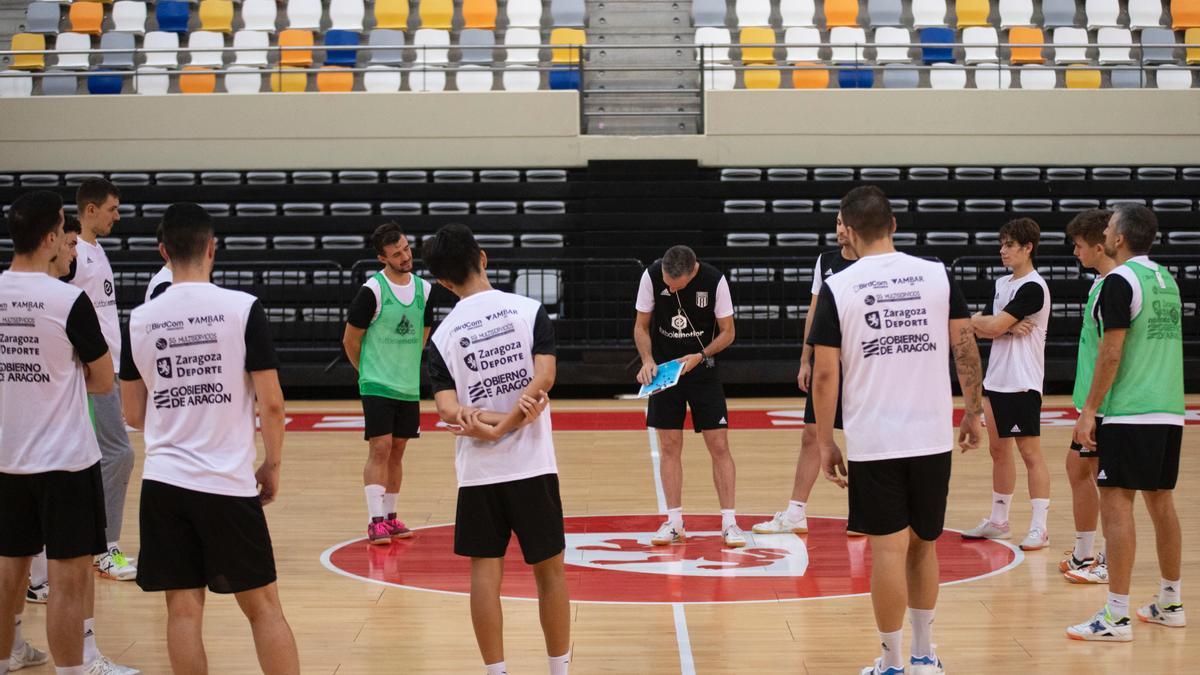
[1020,527,1049,551]
[1066,606,1133,642]
[723,524,747,548]
[859,657,904,675]
[1065,558,1109,584]
[909,653,945,675]
[8,640,49,671]
[96,547,137,581]
[86,656,141,675]
[650,521,686,546]
[751,512,808,534]
[1137,600,1186,627]
[961,518,1011,540]
[24,582,48,604]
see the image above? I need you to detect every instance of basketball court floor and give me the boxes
[22,395,1198,674]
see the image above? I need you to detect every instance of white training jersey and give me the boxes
[144,265,173,303]
[982,271,1050,394]
[807,252,970,462]
[123,283,278,497]
[71,238,121,368]
[428,290,557,488]
[0,272,106,473]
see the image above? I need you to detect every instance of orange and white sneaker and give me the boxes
[651,521,686,546]
[1059,550,1094,574]
[1065,554,1109,584]
[1137,600,1186,627]
[723,524,747,548]
[1019,527,1049,551]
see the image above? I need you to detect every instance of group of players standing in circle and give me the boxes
[0,179,1186,675]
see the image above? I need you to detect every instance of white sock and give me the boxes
[721,509,736,531]
[667,507,683,529]
[908,608,934,660]
[549,650,570,675]
[364,484,386,520]
[56,668,86,675]
[1160,578,1182,605]
[12,614,23,646]
[1073,531,1096,561]
[878,628,904,670]
[106,541,119,553]
[83,617,99,665]
[30,550,48,587]
[1030,498,1050,532]
[785,500,806,522]
[1107,592,1130,619]
[990,492,1013,525]
[382,493,398,518]
[484,661,507,675]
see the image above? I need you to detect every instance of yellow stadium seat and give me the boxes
[375,0,409,29]
[419,0,453,28]
[1064,66,1101,88]
[316,65,354,91]
[10,33,46,71]
[199,0,234,33]
[279,29,314,66]
[791,62,829,88]
[551,27,586,64]
[740,27,776,64]
[180,66,216,93]
[270,66,308,91]
[956,0,990,27]
[823,0,858,27]
[68,2,104,35]
[744,65,780,88]
[1008,27,1044,64]
[463,0,497,29]
[1187,28,1200,63]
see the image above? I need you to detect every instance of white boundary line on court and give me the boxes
[647,426,697,675]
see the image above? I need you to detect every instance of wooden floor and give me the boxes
[21,396,1198,674]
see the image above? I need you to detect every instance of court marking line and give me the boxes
[647,426,696,675]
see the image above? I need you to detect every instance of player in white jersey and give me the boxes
[0,191,116,675]
[809,187,983,675]
[961,218,1053,551]
[144,222,172,303]
[71,179,137,582]
[424,224,567,675]
[119,203,299,674]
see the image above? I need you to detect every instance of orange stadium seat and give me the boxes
[180,65,216,93]
[1173,0,1200,28]
[69,2,104,35]
[1008,27,1045,64]
[279,29,314,66]
[823,0,858,27]
[791,63,829,87]
[316,65,354,91]
[463,0,498,29]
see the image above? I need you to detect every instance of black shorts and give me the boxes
[847,451,952,542]
[802,381,844,429]
[362,396,421,441]
[1096,423,1182,491]
[0,462,107,560]
[646,374,729,433]
[454,474,565,565]
[137,480,277,594]
[1070,415,1102,458]
[984,389,1042,438]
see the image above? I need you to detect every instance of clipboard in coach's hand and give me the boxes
[636,359,685,399]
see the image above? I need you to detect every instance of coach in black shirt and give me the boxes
[634,245,744,548]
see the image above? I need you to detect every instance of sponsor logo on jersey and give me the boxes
[660,288,671,296]
[153,383,232,409]
[187,314,226,327]
[865,311,881,329]
[145,320,186,334]
[861,332,935,359]
[468,381,488,403]
[865,291,922,305]
[459,337,471,348]
[890,275,925,286]
[156,357,173,378]
[155,338,168,350]
[103,280,113,297]
[671,311,688,331]
[395,315,414,336]
[160,333,219,349]
[695,291,709,309]
[464,353,479,372]
[468,323,516,345]
[854,280,889,292]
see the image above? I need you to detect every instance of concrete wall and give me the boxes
[2,89,1198,170]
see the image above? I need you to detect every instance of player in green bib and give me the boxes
[1068,204,1187,642]
[343,223,435,544]
[1059,210,1117,584]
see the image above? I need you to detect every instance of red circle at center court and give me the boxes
[321,514,1022,604]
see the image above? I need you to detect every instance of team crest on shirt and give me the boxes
[395,315,414,336]
[463,353,479,372]
[695,291,709,309]
[671,311,689,331]
[865,311,881,330]
[156,357,173,378]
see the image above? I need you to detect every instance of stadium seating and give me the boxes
[10,33,46,71]
[26,3,62,35]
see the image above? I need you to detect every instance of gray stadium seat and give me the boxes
[201,171,242,184]
[65,172,104,185]
[1137,167,1176,179]
[725,233,770,246]
[1151,198,1193,211]
[330,202,372,215]
[520,233,565,247]
[40,71,78,95]
[1041,0,1078,27]
[526,169,567,181]
[728,267,775,283]
[97,237,121,249]
[882,66,920,89]
[100,32,136,69]
[926,232,969,245]
[1105,198,1146,207]
[140,204,169,218]
[917,198,959,211]
[433,170,474,182]
[724,200,767,213]
[381,202,422,215]
[720,168,762,181]
[965,199,1007,211]
[368,30,406,65]
[515,269,563,309]
[475,234,515,247]
[975,232,1001,245]
[199,203,231,216]
[337,170,380,183]
[1046,167,1086,180]
[814,168,854,180]
[386,170,427,182]
[1110,68,1148,88]
[460,29,495,62]
[954,167,995,179]
[909,167,950,179]
[265,308,299,323]
[321,235,365,249]
[26,3,62,34]
[117,204,136,217]
[292,171,333,183]
[1140,28,1177,64]
[1011,198,1053,211]
[893,232,918,246]
[480,169,520,182]
[282,202,324,215]
[1000,167,1040,179]
[776,233,820,246]
[523,201,567,214]
[1093,167,1132,179]
[429,202,470,214]
[236,203,278,216]
[889,198,910,211]
[766,168,807,180]
[772,199,814,212]
[1059,199,1101,211]
[301,308,344,322]
[1040,232,1067,245]
[109,172,150,185]
[550,0,586,26]
[246,171,287,184]
[782,267,814,282]
[860,167,901,180]
[692,0,728,27]
[127,237,159,250]
[819,199,842,212]
[155,172,196,185]
[224,236,269,249]
[272,236,317,249]
[1167,231,1200,244]
[1182,167,1200,179]
[476,201,519,214]
[734,305,780,320]
[867,0,903,26]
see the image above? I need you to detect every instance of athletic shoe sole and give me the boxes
[1136,613,1186,628]
[651,536,686,546]
[1020,540,1050,551]
[1066,630,1132,642]
[750,527,808,535]
[97,570,136,582]
[1064,571,1108,584]
[389,530,413,539]
[367,537,391,546]
[724,540,747,549]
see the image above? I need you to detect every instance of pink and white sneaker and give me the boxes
[367,520,392,545]
[384,515,412,539]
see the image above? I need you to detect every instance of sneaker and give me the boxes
[1020,527,1049,551]
[723,524,747,548]
[384,516,412,539]
[1059,551,1094,574]
[859,658,904,675]
[650,521,686,546]
[85,656,141,675]
[1066,606,1133,642]
[1065,559,1109,584]
[751,512,808,535]
[24,582,48,604]
[96,547,137,581]
[1137,601,1186,627]
[8,640,49,671]
[367,520,392,545]
[909,654,944,675]
[961,519,1011,540]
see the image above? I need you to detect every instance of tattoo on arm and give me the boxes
[951,323,984,415]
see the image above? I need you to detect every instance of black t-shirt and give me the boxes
[119,300,278,380]
[1097,273,1134,330]
[346,282,437,331]
[982,281,1045,320]
[427,305,556,393]
[66,294,109,364]
[644,260,725,369]
[807,268,971,347]
[815,249,857,291]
